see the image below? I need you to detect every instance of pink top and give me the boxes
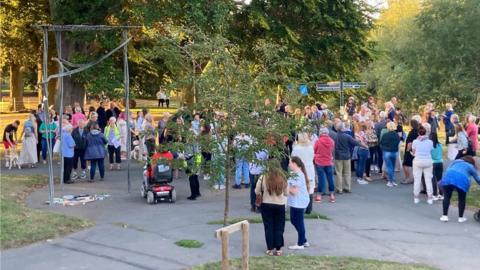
[314,135,335,166]
[71,112,87,128]
[466,123,478,152]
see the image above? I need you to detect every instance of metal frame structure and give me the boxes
[34,24,140,205]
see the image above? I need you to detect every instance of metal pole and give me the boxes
[42,27,55,204]
[55,31,65,186]
[192,59,196,105]
[123,30,131,193]
[340,79,344,116]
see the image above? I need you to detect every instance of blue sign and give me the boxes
[299,84,308,96]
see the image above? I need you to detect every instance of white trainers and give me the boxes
[386,182,393,187]
[80,170,87,179]
[71,171,78,180]
[288,244,305,250]
[357,179,369,185]
[392,182,398,187]
[458,217,467,223]
[303,242,310,248]
[427,199,433,205]
[440,215,449,222]
[5,161,10,168]
[414,198,420,204]
[437,195,444,200]
[432,195,439,201]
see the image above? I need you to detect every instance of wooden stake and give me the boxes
[221,230,229,270]
[241,222,249,270]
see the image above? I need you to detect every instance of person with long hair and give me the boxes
[412,126,434,204]
[291,132,315,214]
[430,132,444,200]
[380,122,401,187]
[440,156,480,223]
[354,123,370,185]
[451,123,469,159]
[19,113,38,168]
[105,117,122,170]
[402,119,420,184]
[287,156,311,250]
[256,165,288,256]
[364,121,378,181]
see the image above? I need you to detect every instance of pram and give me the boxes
[141,157,176,204]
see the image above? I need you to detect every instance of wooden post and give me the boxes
[241,222,249,270]
[221,231,230,270]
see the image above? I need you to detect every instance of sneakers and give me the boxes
[386,182,393,187]
[414,198,420,204]
[71,171,78,180]
[440,215,449,222]
[329,194,336,203]
[116,164,121,170]
[432,195,440,201]
[392,182,398,186]
[458,217,467,223]
[427,199,433,205]
[303,242,310,247]
[357,178,369,185]
[80,170,87,179]
[288,244,305,250]
[437,195,444,200]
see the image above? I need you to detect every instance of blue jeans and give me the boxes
[316,165,335,194]
[89,158,105,180]
[235,159,250,185]
[290,207,307,246]
[41,138,55,161]
[355,148,369,178]
[383,151,397,183]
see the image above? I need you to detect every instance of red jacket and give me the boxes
[314,135,335,166]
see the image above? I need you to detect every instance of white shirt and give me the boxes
[291,143,315,194]
[412,137,434,159]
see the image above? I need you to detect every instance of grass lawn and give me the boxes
[207,212,329,225]
[0,174,92,249]
[175,239,204,248]
[193,255,437,270]
[452,182,480,209]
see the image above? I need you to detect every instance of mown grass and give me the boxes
[175,239,204,248]
[0,174,92,249]
[193,255,438,270]
[207,212,329,225]
[451,182,480,209]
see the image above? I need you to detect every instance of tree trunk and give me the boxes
[181,86,195,106]
[55,34,86,110]
[9,63,25,111]
[223,136,233,226]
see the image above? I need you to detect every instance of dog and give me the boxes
[130,140,142,160]
[8,151,21,170]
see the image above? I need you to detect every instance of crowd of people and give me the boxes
[2,95,480,255]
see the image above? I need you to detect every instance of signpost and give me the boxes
[316,81,367,115]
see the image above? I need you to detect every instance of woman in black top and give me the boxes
[402,119,419,184]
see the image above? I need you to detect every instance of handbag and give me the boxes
[255,176,264,207]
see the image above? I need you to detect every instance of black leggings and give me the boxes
[443,185,466,217]
[432,163,443,196]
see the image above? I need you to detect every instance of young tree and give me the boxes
[160,29,304,225]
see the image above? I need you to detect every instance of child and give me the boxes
[430,132,444,200]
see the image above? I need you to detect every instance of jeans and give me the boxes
[63,157,73,182]
[107,145,121,164]
[290,207,307,246]
[305,195,313,214]
[355,148,369,178]
[383,151,397,183]
[250,174,260,208]
[413,158,433,197]
[376,146,384,173]
[261,203,286,251]
[366,146,378,177]
[235,159,250,185]
[73,149,86,170]
[443,184,466,217]
[316,165,335,194]
[89,158,105,180]
[41,138,55,161]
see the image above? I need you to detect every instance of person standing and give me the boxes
[165,89,170,108]
[233,133,252,189]
[379,122,401,187]
[117,112,128,159]
[86,112,98,132]
[374,112,387,174]
[249,150,268,212]
[291,133,315,214]
[402,119,419,184]
[71,106,86,129]
[451,123,469,159]
[465,115,478,155]
[156,88,166,108]
[19,114,38,168]
[96,101,107,131]
[354,124,370,185]
[412,126,434,204]
[314,127,335,203]
[157,112,170,144]
[364,121,378,181]
[105,117,122,170]
[287,157,310,250]
[84,123,107,182]
[61,125,76,184]
[143,114,157,157]
[3,120,20,167]
[440,156,480,223]
[71,119,88,180]
[39,116,57,164]
[334,122,364,194]
[430,132,444,200]
[256,166,287,256]
[442,103,455,144]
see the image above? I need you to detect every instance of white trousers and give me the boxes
[413,158,433,197]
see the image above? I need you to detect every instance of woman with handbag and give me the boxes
[255,165,287,256]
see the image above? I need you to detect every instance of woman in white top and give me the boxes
[117,112,128,159]
[412,126,434,204]
[291,132,315,214]
[19,113,38,167]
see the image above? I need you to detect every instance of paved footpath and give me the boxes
[1,163,479,270]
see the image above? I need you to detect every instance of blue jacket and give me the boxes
[335,131,359,160]
[84,130,107,160]
[441,160,480,192]
[61,131,76,158]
